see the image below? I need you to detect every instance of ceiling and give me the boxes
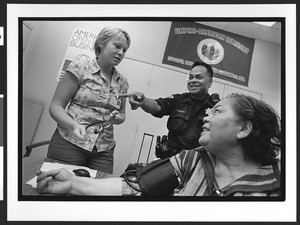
[198,22,281,45]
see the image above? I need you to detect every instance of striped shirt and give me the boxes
[170,147,281,196]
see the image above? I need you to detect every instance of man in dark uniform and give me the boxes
[129,61,218,158]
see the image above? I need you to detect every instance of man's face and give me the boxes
[187,65,212,97]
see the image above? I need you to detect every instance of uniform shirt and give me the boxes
[152,93,215,150]
[57,57,129,152]
[170,148,281,196]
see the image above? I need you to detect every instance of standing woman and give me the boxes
[47,27,131,174]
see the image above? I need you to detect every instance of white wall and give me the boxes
[249,39,281,113]
[23,21,281,176]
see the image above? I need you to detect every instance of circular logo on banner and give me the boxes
[197,39,224,65]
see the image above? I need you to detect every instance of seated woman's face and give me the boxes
[199,98,243,153]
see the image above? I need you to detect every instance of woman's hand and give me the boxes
[36,168,75,195]
[72,124,86,140]
[110,110,125,125]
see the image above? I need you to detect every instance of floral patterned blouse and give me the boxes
[57,57,129,152]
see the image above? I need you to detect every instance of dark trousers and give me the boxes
[47,129,114,174]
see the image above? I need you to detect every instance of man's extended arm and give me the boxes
[129,92,161,114]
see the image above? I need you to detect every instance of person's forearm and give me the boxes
[141,98,161,114]
[70,177,123,195]
[49,104,78,131]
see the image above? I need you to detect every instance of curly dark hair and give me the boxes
[226,93,281,165]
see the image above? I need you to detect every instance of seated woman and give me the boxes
[36,93,281,196]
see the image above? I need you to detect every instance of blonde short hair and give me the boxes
[93,26,131,56]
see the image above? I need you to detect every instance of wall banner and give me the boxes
[56,28,98,81]
[162,22,255,86]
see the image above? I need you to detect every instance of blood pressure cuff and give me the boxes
[121,158,180,196]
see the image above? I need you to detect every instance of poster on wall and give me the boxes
[162,22,255,87]
[56,28,98,81]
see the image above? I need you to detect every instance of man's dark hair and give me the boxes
[191,61,214,78]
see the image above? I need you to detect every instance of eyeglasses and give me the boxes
[187,73,204,80]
